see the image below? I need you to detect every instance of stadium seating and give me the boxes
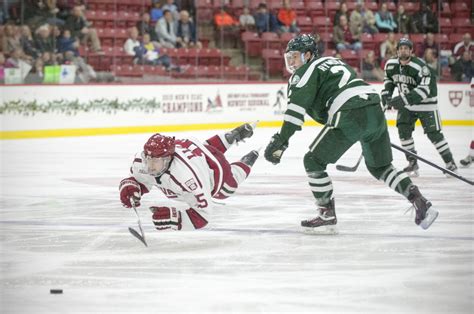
[262,48,285,76]
[78,0,470,81]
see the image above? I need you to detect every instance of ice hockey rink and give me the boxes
[1,125,473,313]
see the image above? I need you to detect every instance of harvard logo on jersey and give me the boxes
[449,91,463,107]
[185,179,198,191]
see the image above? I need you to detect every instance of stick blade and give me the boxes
[128,227,148,247]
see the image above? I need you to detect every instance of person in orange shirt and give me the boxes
[277,0,299,33]
[214,6,237,28]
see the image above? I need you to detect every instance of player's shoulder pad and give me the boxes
[409,57,431,77]
[290,56,335,88]
[384,57,399,70]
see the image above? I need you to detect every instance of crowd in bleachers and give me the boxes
[0,0,473,83]
[234,0,473,81]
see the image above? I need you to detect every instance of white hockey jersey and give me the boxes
[130,137,224,230]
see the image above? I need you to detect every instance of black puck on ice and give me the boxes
[50,289,63,294]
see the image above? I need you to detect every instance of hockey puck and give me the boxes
[50,289,63,294]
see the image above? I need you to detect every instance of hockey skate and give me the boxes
[240,150,259,167]
[445,161,458,178]
[407,185,438,230]
[301,199,338,235]
[225,122,257,145]
[460,155,473,168]
[403,159,419,177]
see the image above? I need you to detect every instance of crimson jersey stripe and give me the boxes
[173,153,203,189]
[168,173,188,192]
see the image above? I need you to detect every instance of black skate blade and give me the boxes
[419,208,439,230]
[128,227,148,247]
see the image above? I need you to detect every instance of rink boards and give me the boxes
[0,82,472,139]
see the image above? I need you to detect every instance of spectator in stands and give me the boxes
[333,15,362,52]
[334,2,349,27]
[162,0,180,21]
[362,50,384,81]
[394,5,411,34]
[3,24,21,54]
[375,3,396,33]
[34,24,56,55]
[277,0,299,33]
[141,33,174,69]
[380,32,397,61]
[350,1,378,35]
[315,34,325,56]
[213,6,238,47]
[453,33,474,59]
[24,58,45,84]
[254,3,277,34]
[65,5,103,53]
[63,50,115,83]
[156,10,178,48]
[239,7,255,31]
[411,2,438,34]
[176,9,201,49]
[150,0,164,23]
[137,12,159,42]
[5,48,27,68]
[423,48,439,73]
[58,29,79,56]
[124,26,141,60]
[20,25,39,59]
[451,51,474,82]
[40,0,65,26]
[41,51,58,66]
[420,33,438,58]
[214,5,237,29]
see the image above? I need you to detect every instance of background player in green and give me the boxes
[382,38,457,176]
[264,34,438,234]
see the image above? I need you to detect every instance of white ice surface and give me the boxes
[0,126,473,314]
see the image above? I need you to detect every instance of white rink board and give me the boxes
[1,82,472,131]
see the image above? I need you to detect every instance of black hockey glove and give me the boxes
[381,90,392,109]
[387,96,406,110]
[264,133,288,165]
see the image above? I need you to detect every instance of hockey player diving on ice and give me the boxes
[263,34,438,234]
[119,123,258,231]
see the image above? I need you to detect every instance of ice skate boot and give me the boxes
[407,185,438,230]
[225,122,257,145]
[445,161,458,178]
[403,159,419,177]
[301,198,338,234]
[240,150,259,167]
[459,155,473,168]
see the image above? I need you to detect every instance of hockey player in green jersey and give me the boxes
[264,34,438,233]
[382,38,457,176]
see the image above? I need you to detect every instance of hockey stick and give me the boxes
[336,154,363,172]
[128,198,148,247]
[391,143,474,186]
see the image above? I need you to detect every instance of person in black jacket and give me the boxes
[64,5,103,53]
[411,2,438,33]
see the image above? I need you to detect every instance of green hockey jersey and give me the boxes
[280,56,379,142]
[383,56,438,112]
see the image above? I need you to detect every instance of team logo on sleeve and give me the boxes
[185,178,198,191]
[290,75,300,85]
[422,66,430,76]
